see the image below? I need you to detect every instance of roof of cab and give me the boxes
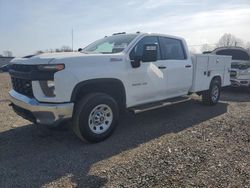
[111,31,185,41]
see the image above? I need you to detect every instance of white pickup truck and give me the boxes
[8,33,231,142]
[211,47,250,90]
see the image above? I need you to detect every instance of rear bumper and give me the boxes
[9,90,74,125]
[230,79,250,87]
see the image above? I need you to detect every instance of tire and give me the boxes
[72,93,119,143]
[202,78,221,105]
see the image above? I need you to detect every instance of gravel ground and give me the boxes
[0,73,249,188]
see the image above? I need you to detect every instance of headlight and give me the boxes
[239,69,250,75]
[47,80,55,88]
[38,64,65,72]
[37,64,64,97]
[39,80,56,97]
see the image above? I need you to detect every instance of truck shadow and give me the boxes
[221,87,250,102]
[0,99,228,188]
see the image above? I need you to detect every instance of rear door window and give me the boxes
[159,37,186,60]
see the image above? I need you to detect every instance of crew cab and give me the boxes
[8,33,232,142]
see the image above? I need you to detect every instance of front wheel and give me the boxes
[72,93,119,143]
[202,79,221,105]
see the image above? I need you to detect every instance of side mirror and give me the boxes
[78,48,82,52]
[131,56,141,68]
[142,44,158,62]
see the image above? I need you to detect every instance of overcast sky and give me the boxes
[0,0,250,57]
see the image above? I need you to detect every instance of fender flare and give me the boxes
[70,78,127,108]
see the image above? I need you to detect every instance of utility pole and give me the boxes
[71,28,74,52]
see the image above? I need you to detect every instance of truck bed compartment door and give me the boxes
[190,55,210,92]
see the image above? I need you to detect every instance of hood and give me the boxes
[231,60,250,70]
[10,52,124,65]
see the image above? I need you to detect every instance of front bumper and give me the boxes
[230,79,250,87]
[9,90,74,125]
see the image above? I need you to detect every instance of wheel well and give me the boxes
[71,79,126,110]
[212,76,222,86]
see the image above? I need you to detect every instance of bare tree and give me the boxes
[36,45,73,54]
[60,46,72,52]
[51,46,72,52]
[216,33,244,48]
[35,50,44,55]
[55,48,61,52]
[200,44,214,53]
[246,42,250,53]
[3,51,13,57]
[189,47,197,54]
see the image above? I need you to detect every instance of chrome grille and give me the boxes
[11,77,34,97]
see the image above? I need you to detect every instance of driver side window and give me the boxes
[129,36,161,61]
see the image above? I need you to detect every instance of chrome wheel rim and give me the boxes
[88,104,113,134]
[211,85,219,102]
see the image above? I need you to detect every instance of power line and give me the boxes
[188,43,217,47]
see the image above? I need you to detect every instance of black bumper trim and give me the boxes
[9,69,54,80]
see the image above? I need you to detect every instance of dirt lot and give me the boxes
[0,73,249,188]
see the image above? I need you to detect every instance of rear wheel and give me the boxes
[202,78,221,105]
[72,93,119,143]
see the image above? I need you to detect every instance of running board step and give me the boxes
[130,96,191,114]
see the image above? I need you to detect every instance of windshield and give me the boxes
[82,34,137,54]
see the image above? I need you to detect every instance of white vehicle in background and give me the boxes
[211,47,250,90]
[8,32,232,142]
